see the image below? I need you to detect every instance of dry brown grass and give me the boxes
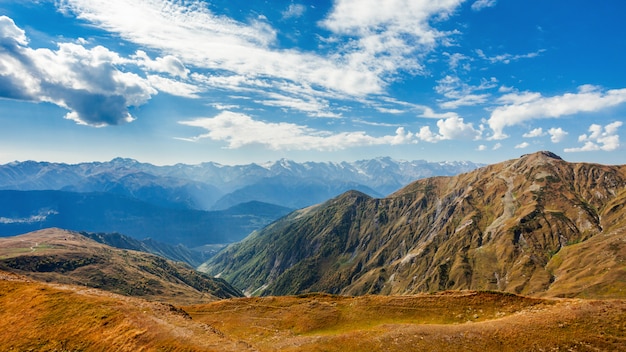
[186,291,626,351]
[1,272,625,351]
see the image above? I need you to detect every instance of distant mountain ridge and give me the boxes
[0,190,292,247]
[0,157,484,210]
[202,152,626,298]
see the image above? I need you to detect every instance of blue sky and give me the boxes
[0,0,625,165]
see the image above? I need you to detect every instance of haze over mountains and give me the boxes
[0,157,481,247]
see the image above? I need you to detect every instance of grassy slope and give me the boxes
[0,228,242,304]
[2,271,624,352]
[0,271,248,351]
[187,291,626,352]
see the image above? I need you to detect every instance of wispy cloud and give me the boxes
[476,49,546,64]
[515,142,530,149]
[435,75,498,109]
[471,0,497,11]
[564,121,622,152]
[56,0,466,119]
[282,4,307,19]
[178,111,417,150]
[488,85,626,139]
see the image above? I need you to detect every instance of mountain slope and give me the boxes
[202,151,626,298]
[0,228,242,304]
[81,231,210,267]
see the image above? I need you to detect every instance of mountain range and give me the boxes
[202,151,626,298]
[0,157,482,250]
[0,190,291,247]
[0,157,483,211]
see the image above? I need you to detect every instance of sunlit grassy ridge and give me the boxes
[2,272,624,352]
[0,228,242,304]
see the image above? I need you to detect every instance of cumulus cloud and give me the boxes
[522,127,545,138]
[515,142,530,149]
[178,111,417,150]
[416,116,481,142]
[564,121,622,152]
[488,85,626,139]
[0,16,156,126]
[547,127,568,143]
[132,50,189,78]
[477,144,487,151]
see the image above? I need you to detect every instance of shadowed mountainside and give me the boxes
[0,228,242,304]
[202,151,626,297]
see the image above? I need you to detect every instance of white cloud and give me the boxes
[444,52,471,71]
[178,111,417,150]
[55,0,467,120]
[0,16,156,126]
[132,50,189,78]
[547,127,568,143]
[435,75,497,109]
[416,116,481,142]
[147,75,202,98]
[420,107,460,119]
[492,142,502,150]
[0,16,27,45]
[282,4,307,19]
[254,92,342,118]
[476,48,545,64]
[515,142,530,149]
[488,86,626,139]
[471,0,497,11]
[477,144,487,151]
[564,121,622,152]
[522,128,545,138]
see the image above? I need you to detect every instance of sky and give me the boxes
[0,0,625,166]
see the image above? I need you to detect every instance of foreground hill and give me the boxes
[0,190,291,246]
[1,273,624,351]
[0,228,242,304]
[203,151,626,297]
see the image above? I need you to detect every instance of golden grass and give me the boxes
[185,291,626,351]
[1,271,625,352]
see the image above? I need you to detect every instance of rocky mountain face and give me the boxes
[202,151,626,298]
